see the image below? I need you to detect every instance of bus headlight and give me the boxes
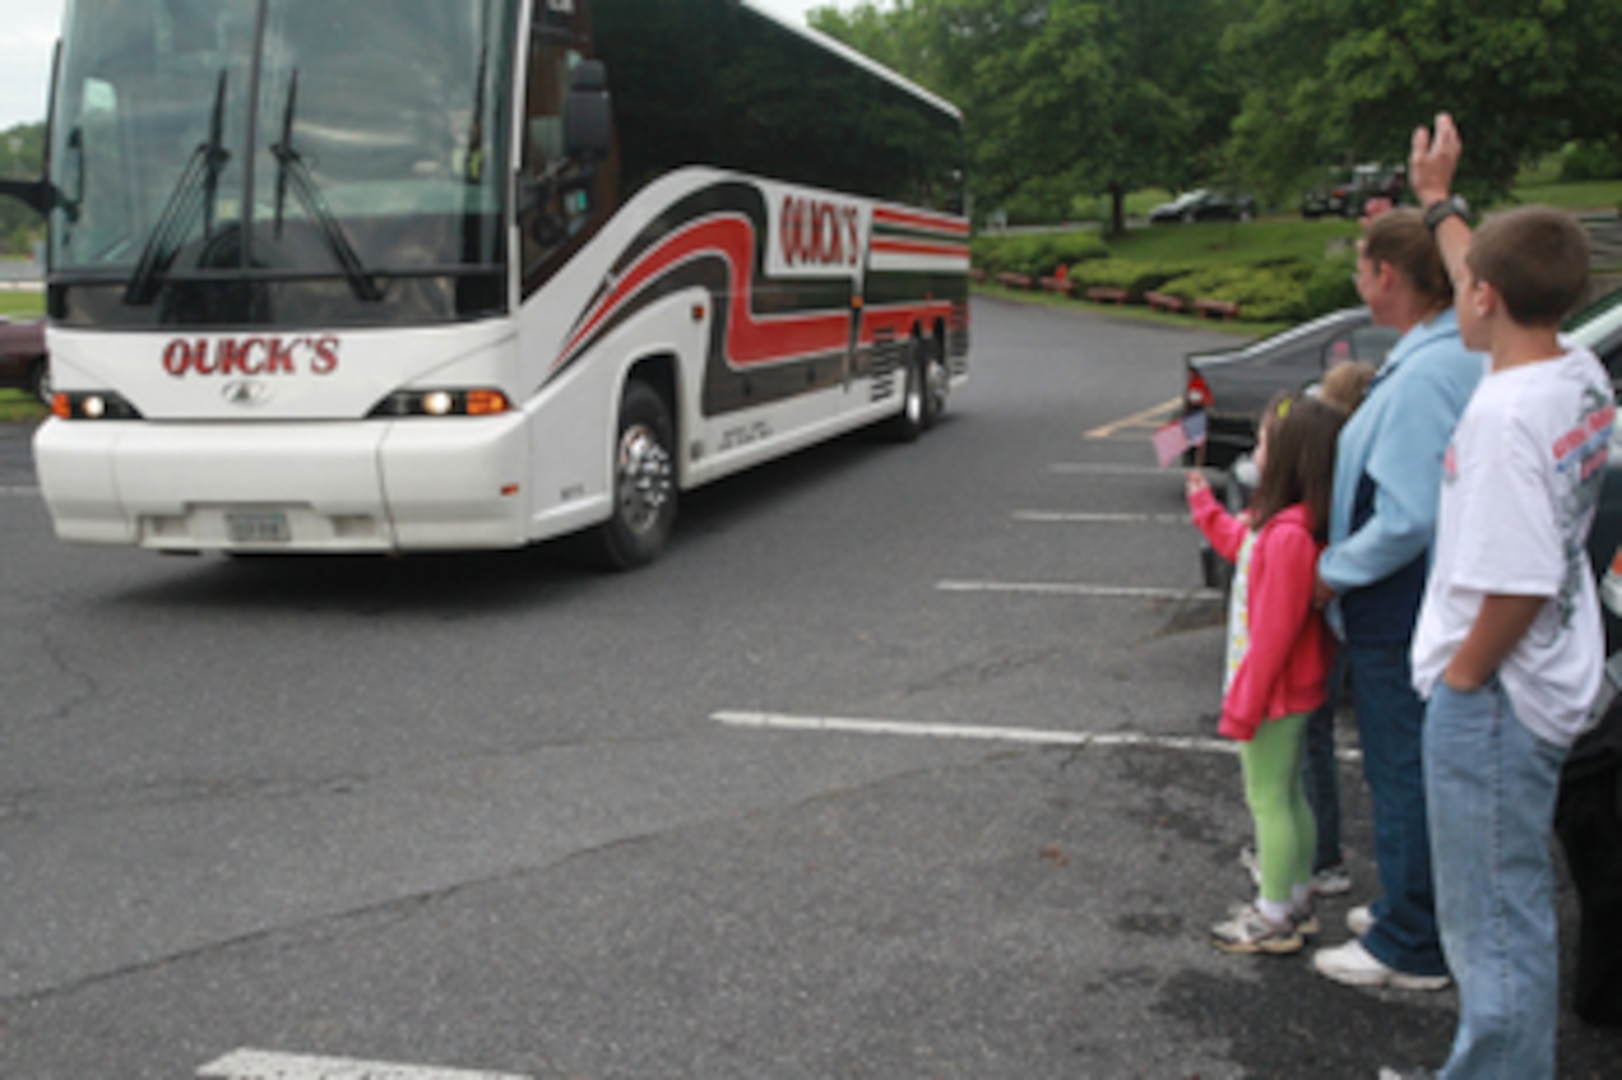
[368,389,512,418]
[52,391,144,420]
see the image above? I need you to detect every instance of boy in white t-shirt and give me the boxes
[1401,114,1615,1080]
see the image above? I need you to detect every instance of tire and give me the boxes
[883,338,927,443]
[922,334,948,430]
[588,380,677,570]
[28,356,50,405]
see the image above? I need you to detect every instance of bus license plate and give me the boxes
[226,511,291,544]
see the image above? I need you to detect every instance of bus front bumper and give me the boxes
[33,416,531,552]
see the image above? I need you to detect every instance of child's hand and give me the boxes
[1185,470,1209,498]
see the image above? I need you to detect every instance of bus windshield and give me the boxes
[49,0,515,329]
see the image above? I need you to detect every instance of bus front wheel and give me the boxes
[592,380,677,570]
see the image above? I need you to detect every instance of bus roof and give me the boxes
[740,0,963,123]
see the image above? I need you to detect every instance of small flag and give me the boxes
[1182,409,1208,447]
[1153,419,1188,468]
[1153,411,1208,468]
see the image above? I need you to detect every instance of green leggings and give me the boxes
[1240,711,1315,904]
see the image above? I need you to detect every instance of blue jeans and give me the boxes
[1345,641,1448,976]
[1426,679,1568,1080]
[1303,650,1348,873]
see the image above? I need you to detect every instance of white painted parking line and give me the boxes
[712,710,1363,762]
[197,1049,531,1080]
[1014,510,1189,524]
[713,710,1233,754]
[936,580,1221,601]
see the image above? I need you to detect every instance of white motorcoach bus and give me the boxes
[7,0,969,567]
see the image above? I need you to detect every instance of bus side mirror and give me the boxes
[0,178,51,217]
[564,60,611,162]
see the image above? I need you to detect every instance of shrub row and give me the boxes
[969,232,1107,277]
[973,237,1363,323]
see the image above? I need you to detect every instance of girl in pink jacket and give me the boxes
[1188,393,1343,954]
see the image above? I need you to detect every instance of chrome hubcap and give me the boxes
[617,424,673,535]
[927,358,948,415]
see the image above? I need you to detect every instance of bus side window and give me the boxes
[520,5,611,288]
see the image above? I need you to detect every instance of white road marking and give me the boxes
[0,485,40,498]
[712,710,1364,762]
[197,1049,531,1080]
[937,580,1221,602]
[1014,510,1189,524]
[715,709,1232,752]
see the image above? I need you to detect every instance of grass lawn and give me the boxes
[0,389,46,423]
[0,290,44,318]
[1509,177,1622,214]
[0,287,47,422]
[1101,216,1358,267]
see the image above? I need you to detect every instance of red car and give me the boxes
[0,315,48,402]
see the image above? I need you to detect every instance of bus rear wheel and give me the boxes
[884,338,928,443]
[922,335,948,429]
[591,380,677,570]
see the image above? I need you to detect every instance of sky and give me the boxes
[0,0,837,133]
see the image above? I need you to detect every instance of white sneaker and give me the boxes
[1211,904,1304,955]
[1347,904,1374,937]
[1310,863,1353,896]
[1312,939,1451,991]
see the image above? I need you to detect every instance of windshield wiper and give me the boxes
[270,71,383,302]
[124,70,232,306]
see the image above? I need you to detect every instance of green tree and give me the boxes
[1226,0,1622,208]
[814,0,1253,232]
[0,122,46,254]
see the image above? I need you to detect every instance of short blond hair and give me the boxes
[1319,360,1376,413]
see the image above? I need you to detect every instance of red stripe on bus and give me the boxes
[557,214,849,370]
[871,206,970,236]
[869,237,970,259]
[857,300,956,344]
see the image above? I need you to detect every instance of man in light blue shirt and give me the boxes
[1311,208,1486,990]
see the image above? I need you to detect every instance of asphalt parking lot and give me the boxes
[2,298,1620,1078]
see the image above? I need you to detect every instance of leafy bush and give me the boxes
[1157,265,1310,322]
[971,231,1107,277]
[1065,258,1197,300]
[1560,140,1622,183]
[1303,250,1360,317]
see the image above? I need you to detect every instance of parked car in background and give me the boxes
[1301,162,1406,219]
[0,315,47,403]
[1149,188,1257,224]
[1180,306,1399,470]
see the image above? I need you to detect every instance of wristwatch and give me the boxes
[1423,194,1470,233]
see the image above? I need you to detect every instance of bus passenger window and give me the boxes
[520,38,594,272]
